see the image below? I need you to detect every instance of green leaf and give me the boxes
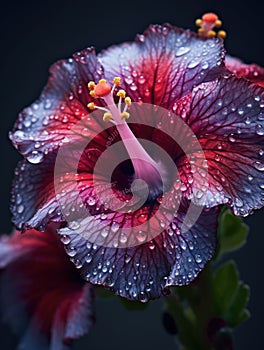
[212,260,250,327]
[120,297,149,311]
[217,209,249,256]
[213,260,239,315]
[227,283,250,327]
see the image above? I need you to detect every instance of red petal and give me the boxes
[59,202,219,301]
[0,226,94,349]
[225,55,264,87]
[174,76,264,215]
[99,24,226,107]
[11,153,63,231]
[9,48,104,161]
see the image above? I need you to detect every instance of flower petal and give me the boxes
[11,153,63,231]
[9,48,104,161]
[99,23,226,106]
[0,227,94,349]
[174,76,264,215]
[58,203,219,301]
[225,55,264,87]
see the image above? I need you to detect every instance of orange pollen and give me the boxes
[94,81,112,97]
[202,12,218,23]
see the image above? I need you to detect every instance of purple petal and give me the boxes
[9,48,104,161]
[174,76,264,215]
[58,203,219,301]
[226,55,264,87]
[0,227,94,350]
[99,23,226,106]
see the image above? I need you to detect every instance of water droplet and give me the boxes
[44,99,52,109]
[256,124,264,135]
[124,76,133,84]
[254,161,264,171]
[235,198,244,207]
[85,254,92,263]
[247,175,253,181]
[87,197,96,206]
[67,246,77,257]
[138,75,146,84]
[27,151,44,164]
[125,255,131,264]
[68,221,80,230]
[215,154,221,162]
[111,221,119,233]
[195,254,202,263]
[61,235,71,244]
[119,234,127,244]
[201,61,209,69]
[175,47,191,57]
[187,59,200,69]
[228,134,236,143]
[139,292,148,303]
[130,83,137,91]
[16,194,22,205]
[17,204,24,214]
[137,213,147,223]
[137,34,145,42]
[136,230,148,243]
[101,229,108,238]
[179,238,187,250]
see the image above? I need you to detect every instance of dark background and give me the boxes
[0,0,264,349]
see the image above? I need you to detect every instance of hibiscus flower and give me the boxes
[0,225,94,349]
[9,13,264,301]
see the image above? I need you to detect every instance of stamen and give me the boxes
[103,112,113,122]
[117,90,126,98]
[86,77,163,190]
[87,77,132,124]
[125,97,132,105]
[87,102,95,110]
[113,77,121,87]
[195,12,227,39]
[121,112,130,120]
[88,81,96,91]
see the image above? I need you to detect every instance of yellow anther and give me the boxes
[99,79,107,84]
[207,30,216,38]
[90,90,97,98]
[198,28,206,35]
[218,30,227,39]
[117,89,126,98]
[113,77,122,86]
[121,112,130,120]
[103,112,112,122]
[195,18,203,27]
[87,102,95,110]
[88,81,95,90]
[125,97,131,105]
[215,19,222,28]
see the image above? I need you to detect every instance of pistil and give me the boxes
[87,78,163,193]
